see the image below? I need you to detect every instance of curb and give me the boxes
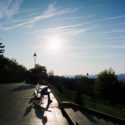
[51,88,125,125]
[50,88,74,125]
[62,101,125,125]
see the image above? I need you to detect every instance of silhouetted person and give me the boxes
[40,86,52,103]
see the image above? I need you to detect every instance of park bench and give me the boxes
[34,83,43,100]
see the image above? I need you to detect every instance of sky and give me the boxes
[0,0,125,75]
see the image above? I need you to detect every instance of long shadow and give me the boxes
[23,97,34,117]
[34,104,47,125]
[29,97,34,104]
[24,96,52,125]
[12,84,35,91]
[34,99,52,125]
[23,105,33,117]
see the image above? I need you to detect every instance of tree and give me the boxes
[56,80,64,93]
[94,68,118,102]
[0,42,5,55]
[75,84,84,105]
[75,75,95,97]
[48,70,54,84]
[0,56,27,83]
[29,64,48,84]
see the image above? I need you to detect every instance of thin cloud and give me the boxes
[32,23,96,42]
[0,0,23,19]
[83,44,125,49]
[42,4,56,16]
[112,44,125,48]
[2,3,125,31]
[104,36,125,40]
[62,15,95,20]
[43,14,125,32]
[103,29,125,34]
[56,28,90,37]
[3,4,78,30]
[116,22,125,25]
[102,15,125,21]
[85,43,125,49]
[31,21,98,35]
[73,14,125,26]
[47,23,85,31]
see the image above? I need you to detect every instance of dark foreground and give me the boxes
[0,83,124,125]
[0,83,68,125]
[63,103,124,125]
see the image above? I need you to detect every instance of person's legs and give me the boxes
[48,92,50,100]
[48,92,52,103]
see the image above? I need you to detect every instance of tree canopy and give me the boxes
[0,42,5,55]
[94,68,124,103]
[0,56,27,83]
[28,64,48,84]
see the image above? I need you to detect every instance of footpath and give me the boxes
[35,85,69,125]
[0,83,123,125]
[0,83,69,125]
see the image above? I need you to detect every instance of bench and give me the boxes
[34,84,43,99]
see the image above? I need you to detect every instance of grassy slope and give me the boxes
[51,87,125,120]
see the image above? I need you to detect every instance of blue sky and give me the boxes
[0,0,125,75]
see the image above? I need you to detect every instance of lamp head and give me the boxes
[33,52,37,58]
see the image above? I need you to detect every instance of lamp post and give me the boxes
[86,73,89,78]
[33,52,37,68]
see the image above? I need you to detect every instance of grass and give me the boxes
[51,87,125,120]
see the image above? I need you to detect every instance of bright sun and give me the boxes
[46,36,63,51]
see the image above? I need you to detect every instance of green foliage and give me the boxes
[48,70,54,84]
[75,84,84,105]
[0,56,27,83]
[75,76,95,97]
[0,42,5,55]
[51,87,75,102]
[28,64,48,84]
[52,88,125,120]
[84,96,125,120]
[56,80,64,93]
[94,68,118,102]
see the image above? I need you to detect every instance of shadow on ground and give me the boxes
[12,84,35,91]
[23,97,52,125]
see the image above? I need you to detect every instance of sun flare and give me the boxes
[46,36,63,52]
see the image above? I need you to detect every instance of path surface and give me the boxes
[63,103,124,125]
[0,83,69,125]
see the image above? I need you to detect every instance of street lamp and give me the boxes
[86,73,89,77]
[33,52,37,68]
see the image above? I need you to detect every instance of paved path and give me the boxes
[0,83,69,125]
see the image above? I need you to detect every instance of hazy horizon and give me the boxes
[1,0,125,75]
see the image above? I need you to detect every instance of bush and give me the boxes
[56,81,64,93]
[75,85,84,105]
[94,68,125,104]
